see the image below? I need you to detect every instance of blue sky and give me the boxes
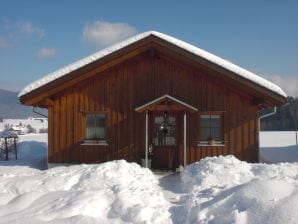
[1,0,297,96]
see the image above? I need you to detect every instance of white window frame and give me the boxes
[198,114,224,146]
[82,112,108,145]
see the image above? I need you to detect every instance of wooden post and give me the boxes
[145,111,148,168]
[14,137,17,160]
[184,112,187,167]
[4,138,8,161]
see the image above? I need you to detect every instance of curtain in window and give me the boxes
[200,115,222,141]
[85,114,105,140]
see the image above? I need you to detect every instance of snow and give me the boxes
[260,131,298,163]
[0,161,172,224]
[1,133,298,223]
[1,118,48,134]
[181,156,298,224]
[0,131,17,138]
[18,31,286,98]
[0,134,172,224]
[0,134,47,169]
[260,131,297,147]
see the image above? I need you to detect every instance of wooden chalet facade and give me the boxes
[19,31,286,169]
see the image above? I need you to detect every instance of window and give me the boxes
[85,114,106,141]
[199,114,223,143]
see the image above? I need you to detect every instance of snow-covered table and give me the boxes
[0,131,18,160]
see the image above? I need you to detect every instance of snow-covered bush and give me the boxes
[26,124,36,133]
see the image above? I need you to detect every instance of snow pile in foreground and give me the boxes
[0,160,171,224]
[181,156,298,224]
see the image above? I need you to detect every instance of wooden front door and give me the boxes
[150,111,181,170]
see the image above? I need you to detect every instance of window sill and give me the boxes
[81,140,108,146]
[197,141,225,147]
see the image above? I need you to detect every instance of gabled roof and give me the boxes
[19,31,286,105]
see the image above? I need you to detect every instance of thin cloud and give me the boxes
[18,21,45,38]
[1,19,45,40]
[37,48,57,58]
[0,36,12,49]
[263,74,298,97]
[82,21,137,48]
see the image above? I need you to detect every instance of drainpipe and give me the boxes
[258,107,277,160]
[183,112,187,167]
[145,111,148,168]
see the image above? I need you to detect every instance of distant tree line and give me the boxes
[260,97,298,131]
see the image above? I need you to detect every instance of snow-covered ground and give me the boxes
[0,134,48,169]
[0,117,48,134]
[0,133,298,224]
[259,131,298,163]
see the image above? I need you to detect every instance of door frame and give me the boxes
[149,111,181,170]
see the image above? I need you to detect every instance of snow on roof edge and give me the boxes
[18,31,287,98]
[152,31,287,98]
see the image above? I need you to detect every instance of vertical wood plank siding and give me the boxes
[48,52,259,164]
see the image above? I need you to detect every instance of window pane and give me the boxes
[154,116,163,125]
[95,114,106,139]
[211,127,222,141]
[96,114,105,127]
[85,114,106,140]
[168,116,176,125]
[200,115,210,119]
[200,115,210,127]
[211,115,221,127]
[200,127,211,141]
[95,127,105,140]
[165,136,175,146]
[199,115,223,142]
[86,115,95,140]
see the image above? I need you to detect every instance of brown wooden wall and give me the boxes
[48,51,259,164]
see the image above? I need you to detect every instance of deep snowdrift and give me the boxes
[182,156,298,224]
[0,160,172,224]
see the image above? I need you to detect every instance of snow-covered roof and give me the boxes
[18,31,287,98]
[0,131,18,138]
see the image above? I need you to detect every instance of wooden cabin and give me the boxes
[19,31,286,169]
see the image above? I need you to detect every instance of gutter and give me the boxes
[33,107,48,118]
[259,107,277,120]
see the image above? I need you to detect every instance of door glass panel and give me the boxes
[153,114,176,146]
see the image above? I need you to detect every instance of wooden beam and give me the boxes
[142,104,186,112]
[135,94,198,113]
